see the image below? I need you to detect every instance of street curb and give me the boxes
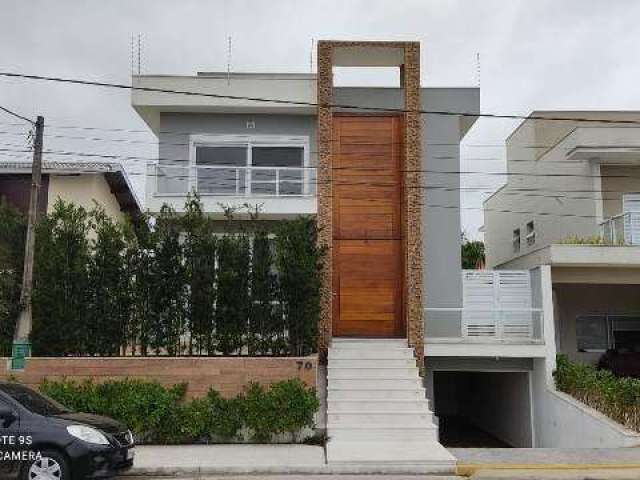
[457,463,640,477]
[119,464,458,476]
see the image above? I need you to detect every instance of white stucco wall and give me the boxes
[47,174,125,222]
[485,113,640,269]
[531,358,640,447]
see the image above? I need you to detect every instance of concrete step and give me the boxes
[328,348,416,360]
[327,358,417,368]
[328,387,426,401]
[328,367,419,379]
[328,399,430,412]
[331,338,408,347]
[326,439,455,468]
[329,425,439,442]
[329,378,422,389]
[328,412,435,426]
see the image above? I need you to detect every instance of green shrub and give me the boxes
[558,235,612,245]
[269,379,320,438]
[39,377,318,444]
[206,389,245,441]
[554,354,640,431]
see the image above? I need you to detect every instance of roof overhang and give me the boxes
[0,161,142,219]
[498,244,640,270]
[567,146,640,164]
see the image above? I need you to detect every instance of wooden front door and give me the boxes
[332,115,404,337]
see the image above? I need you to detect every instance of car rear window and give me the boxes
[0,384,71,415]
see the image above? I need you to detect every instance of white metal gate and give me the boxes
[462,270,534,339]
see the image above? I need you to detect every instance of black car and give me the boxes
[0,382,134,479]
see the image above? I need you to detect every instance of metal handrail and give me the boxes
[154,164,317,197]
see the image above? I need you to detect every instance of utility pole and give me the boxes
[12,115,44,370]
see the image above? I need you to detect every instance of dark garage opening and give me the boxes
[433,371,533,448]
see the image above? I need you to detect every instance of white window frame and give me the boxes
[513,228,521,253]
[525,221,536,246]
[188,134,310,196]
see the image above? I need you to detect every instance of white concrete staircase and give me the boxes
[326,338,455,471]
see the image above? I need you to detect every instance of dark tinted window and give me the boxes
[576,315,608,352]
[0,384,71,415]
[252,147,303,167]
[196,146,246,166]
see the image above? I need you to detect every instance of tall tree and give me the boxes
[86,205,130,355]
[148,205,187,355]
[248,227,277,355]
[32,200,90,355]
[461,233,485,269]
[126,214,155,355]
[0,200,26,356]
[215,210,250,355]
[275,217,324,356]
[182,195,216,355]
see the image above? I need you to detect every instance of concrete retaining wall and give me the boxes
[537,388,640,447]
[532,358,640,447]
[0,356,317,398]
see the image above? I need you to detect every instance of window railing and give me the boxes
[425,308,544,343]
[153,164,317,197]
[600,212,640,245]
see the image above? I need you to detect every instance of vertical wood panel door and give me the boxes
[332,115,404,337]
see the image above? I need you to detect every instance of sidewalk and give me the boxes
[118,444,459,475]
[452,448,640,476]
[117,445,640,477]
[122,445,326,476]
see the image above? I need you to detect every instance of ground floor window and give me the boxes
[577,314,640,353]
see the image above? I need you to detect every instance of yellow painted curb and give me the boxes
[457,463,640,476]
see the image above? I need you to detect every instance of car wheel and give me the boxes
[21,449,69,480]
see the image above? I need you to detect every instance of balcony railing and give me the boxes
[153,164,317,197]
[600,212,640,245]
[425,308,544,343]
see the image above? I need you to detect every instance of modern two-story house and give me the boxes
[132,45,635,466]
[485,112,640,366]
[482,112,640,448]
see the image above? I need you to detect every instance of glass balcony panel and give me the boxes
[198,167,244,195]
[156,165,189,194]
[251,182,277,195]
[279,181,303,195]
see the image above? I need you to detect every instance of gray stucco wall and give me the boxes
[158,113,317,168]
[158,87,479,310]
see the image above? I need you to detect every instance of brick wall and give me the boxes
[0,356,317,398]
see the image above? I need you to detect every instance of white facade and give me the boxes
[484,113,640,269]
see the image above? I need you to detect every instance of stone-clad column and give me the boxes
[402,42,424,367]
[316,41,333,361]
[315,41,425,370]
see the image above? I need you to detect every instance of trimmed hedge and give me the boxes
[39,378,319,444]
[24,197,323,357]
[555,354,640,431]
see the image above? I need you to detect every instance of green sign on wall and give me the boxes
[11,341,31,370]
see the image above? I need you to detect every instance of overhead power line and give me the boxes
[0,105,34,125]
[4,71,640,126]
[2,144,640,181]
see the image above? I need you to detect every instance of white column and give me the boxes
[540,264,557,385]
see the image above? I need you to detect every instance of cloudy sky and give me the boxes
[2,0,640,238]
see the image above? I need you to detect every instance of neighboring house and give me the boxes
[484,112,640,366]
[132,44,636,460]
[482,112,640,448]
[0,161,142,221]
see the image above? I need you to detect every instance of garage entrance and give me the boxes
[433,370,533,448]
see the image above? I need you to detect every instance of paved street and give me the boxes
[117,476,463,480]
